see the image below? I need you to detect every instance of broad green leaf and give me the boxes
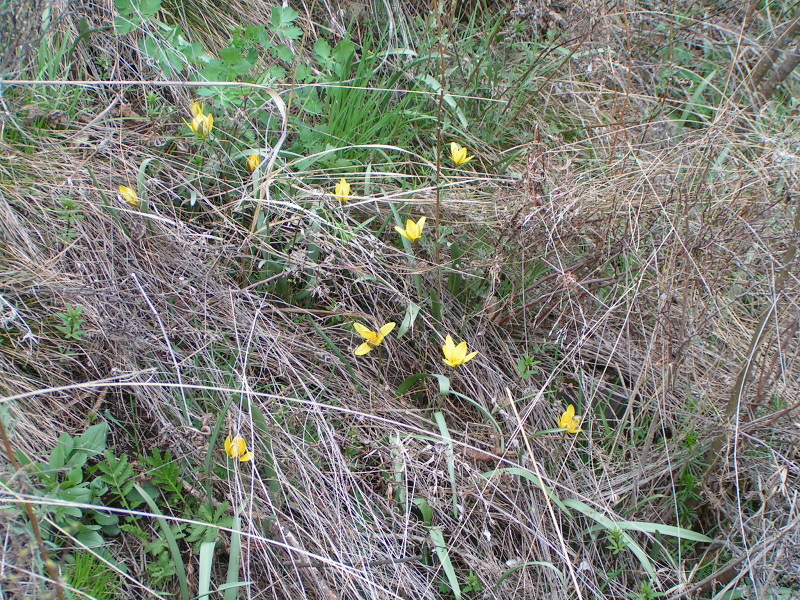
[78,422,108,456]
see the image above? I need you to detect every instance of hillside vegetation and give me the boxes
[1,1,799,599]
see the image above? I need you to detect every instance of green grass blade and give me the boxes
[429,526,461,600]
[616,520,712,542]
[483,468,570,514]
[224,513,242,600]
[493,561,564,594]
[198,541,215,600]
[434,411,458,518]
[562,498,658,583]
[133,483,190,600]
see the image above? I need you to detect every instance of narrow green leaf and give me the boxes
[483,468,569,514]
[134,483,190,600]
[198,541,216,600]
[430,526,460,600]
[434,412,458,518]
[395,373,450,399]
[397,302,421,338]
[615,521,712,543]
[493,561,564,594]
[224,513,242,600]
[562,498,658,583]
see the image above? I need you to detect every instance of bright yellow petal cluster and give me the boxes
[354,322,396,356]
[558,405,582,434]
[450,142,474,167]
[118,185,139,207]
[247,154,261,173]
[224,436,253,462]
[442,334,478,368]
[394,216,427,243]
[335,178,351,202]
[187,102,213,138]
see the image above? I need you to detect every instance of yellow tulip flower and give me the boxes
[450,142,474,167]
[442,334,478,368]
[224,436,253,462]
[247,154,261,173]
[558,405,582,434]
[354,322,395,356]
[187,102,213,138]
[394,216,427,243]
[335,178,351,202]
[118,185,139,207]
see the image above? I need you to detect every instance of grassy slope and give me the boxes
[1,0,799,599]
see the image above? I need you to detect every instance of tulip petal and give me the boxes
[354,323,375,340]
[355,342,374,356]
[462,350,479,365]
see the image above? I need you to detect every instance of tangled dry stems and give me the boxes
[1,0,800,598]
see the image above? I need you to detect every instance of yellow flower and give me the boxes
[247,154,261,173]
[558,405,582,434]
[354,322,395,356]
[187,102,213,138]
[450,142,474,167]
[118,185,139,207]
[394,216,427,243]
[442,334,478,368]
[224,436,253,462]
[334,178,351,202]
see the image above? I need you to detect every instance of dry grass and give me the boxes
[1,1,799,599]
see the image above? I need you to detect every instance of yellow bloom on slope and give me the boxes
[224,436,254,462]
[441,334,478,368]
[118,185,139,207]
[187,102,213,138]
[450,142,474,167]
[558,405,582,434]
[394,216,427,243]
[354,322,396,356]
[335,178,351,202]
[247,154,261,173]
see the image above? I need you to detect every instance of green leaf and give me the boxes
[397,302,421,338]
[314,38,331,60]
[313,38,333,70]
[483,468,570,514]
[76,530,106,548]
[395,373,450,398]
[219,47,252,75]
[272,44,294,63]
[331,39,355,78]
[612,520,712,543]
[493,561,564,594]
[140,36,186,75]
[430,527,460,600]
[225,512,243,600]
[93,512,119,527]
[134,483,190,600]
[64,466,84,487]
[270,5,299,27]
[198,541,216,600]
[434,412,458,518]
[139,0,162,16]
[48,438,68,471]
[268,6,302,40]
[78,423,109,457]
[60,486,92,504]
[562,498,658,583]
[412,497,433,527]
